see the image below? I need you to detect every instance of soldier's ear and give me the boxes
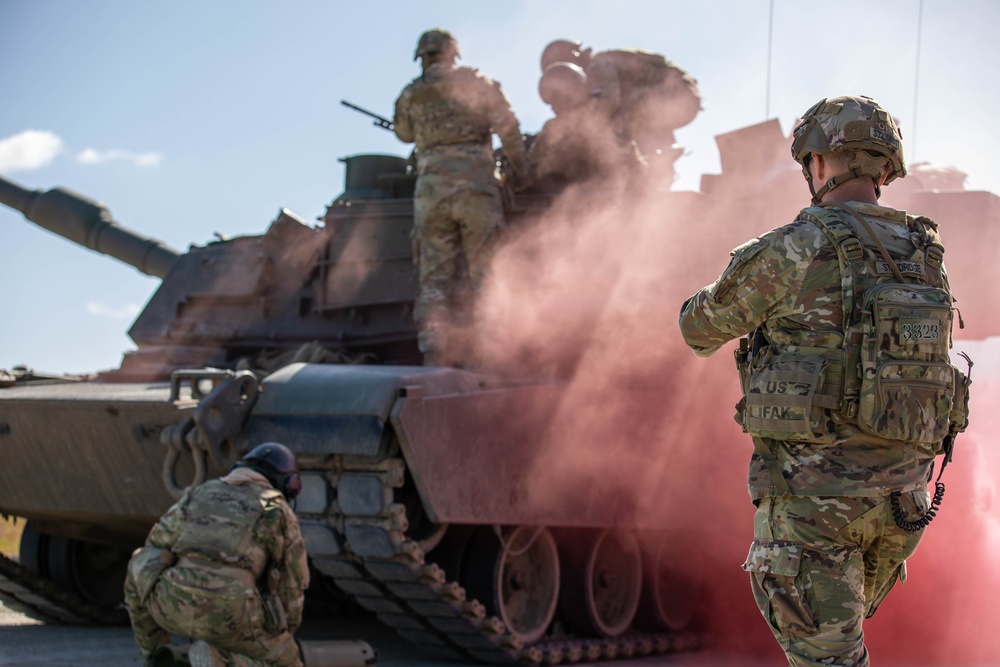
[809,152,826,181]
[878,162,892,186]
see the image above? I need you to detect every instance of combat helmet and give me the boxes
[540,39,592,71]
[539,62,592,114]
[791,95,906,204]
[233,442,302,501]
[414,28,461,61]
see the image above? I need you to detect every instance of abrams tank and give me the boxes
[0,158,700,665]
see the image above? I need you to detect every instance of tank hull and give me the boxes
[0,382,187,543]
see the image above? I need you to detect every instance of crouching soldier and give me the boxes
[124,442,309,667]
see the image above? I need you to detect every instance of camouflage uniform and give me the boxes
[393,55,526,362]
[124,467,309,666]
[678,201,952,667]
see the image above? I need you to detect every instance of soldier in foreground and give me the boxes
[540,39,700,184]
[393,28,527,366]
[124,443,309,667]
[678,96,971,666]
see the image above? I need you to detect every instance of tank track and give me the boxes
[0,454,701,665]
[300,455,702,665]
[0,552,129,626]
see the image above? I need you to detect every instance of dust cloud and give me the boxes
[457,129,1000,663]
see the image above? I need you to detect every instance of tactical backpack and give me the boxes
[804,202,971,446]
[735,203,972,526]
[737,203,970,444]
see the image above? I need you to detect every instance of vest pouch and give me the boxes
[857,360,954,443]
[857,283,955,444]
[742,354,835,443]
[865,283,953,359]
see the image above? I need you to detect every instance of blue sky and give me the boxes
[3,0,999,374]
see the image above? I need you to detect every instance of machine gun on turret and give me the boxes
[340,99,394,131]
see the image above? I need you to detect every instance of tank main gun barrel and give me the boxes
[0,175,180,278]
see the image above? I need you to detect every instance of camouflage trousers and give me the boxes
[412,174,505,362]
[124,566,302,667]
[744,492,928,667]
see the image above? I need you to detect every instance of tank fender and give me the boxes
[243,362,469,459]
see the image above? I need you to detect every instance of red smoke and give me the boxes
[463,145,1000,664]
[865,340,1000,665]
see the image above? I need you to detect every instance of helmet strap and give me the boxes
[808,165,886,205]
[803,164,822,205]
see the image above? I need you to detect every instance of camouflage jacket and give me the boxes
[678,201,949,500]
[393,62,526,185]
[145,468,310,631]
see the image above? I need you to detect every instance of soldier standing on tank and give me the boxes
[540,40,700,186]
[393,28,527,366]
[678,96,970,666]
[527,61,645,194]
[124,443,309,667]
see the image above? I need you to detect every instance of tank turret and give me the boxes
[0,175,180,278]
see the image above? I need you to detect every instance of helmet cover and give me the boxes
[415,28,460,60]
[791,95,906,184]
[539,61,591,110]
[540,39,589,71]
[234,442,302,500]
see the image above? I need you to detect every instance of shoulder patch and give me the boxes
[730,237,769,262]
[712,236,770,298]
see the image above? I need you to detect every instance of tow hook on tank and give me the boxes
[160,369,261,497]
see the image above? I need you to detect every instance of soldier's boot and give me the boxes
[188,640,225,667]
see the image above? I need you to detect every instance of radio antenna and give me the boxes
[765,0,775,119]
[911,0,924,160]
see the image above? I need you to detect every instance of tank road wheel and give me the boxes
[46,536,131,609]
[635,536,697,631]
[557,529,642,638]
[461,526,560,644]
[426,524,476,583]
[18,521,49,576]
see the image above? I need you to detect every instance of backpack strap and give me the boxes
[908,214,947,285]
[795,205,864,334]
[820,201,907,282]
[751,437,792,496]
[795,205,869,415]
